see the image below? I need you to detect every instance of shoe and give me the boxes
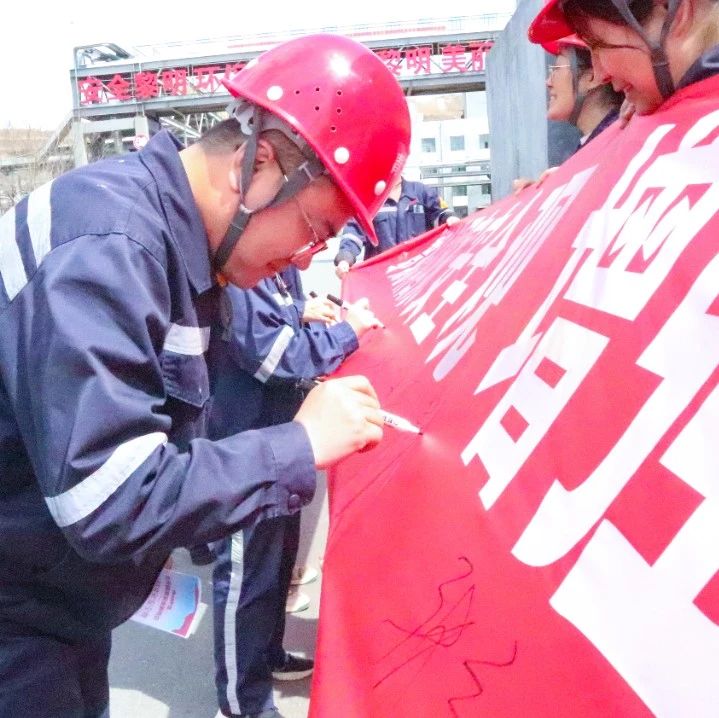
[285,587,310,613]
[271,653,314,681]
[188,543,215,566]
[290,565,319,586]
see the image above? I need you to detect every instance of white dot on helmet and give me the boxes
[329,55,352,78]
[267,85,284,101]
[334,147,350,164]
[374,180,386,196]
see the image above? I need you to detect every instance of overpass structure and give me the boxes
[67,14,507,165]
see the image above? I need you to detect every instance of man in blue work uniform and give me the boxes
[334,174,459,278]
[210,267,380,718]
[0,34,410,718]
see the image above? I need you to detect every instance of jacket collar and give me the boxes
[139,131,214,294]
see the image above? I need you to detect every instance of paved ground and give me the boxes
[109,472,329,718]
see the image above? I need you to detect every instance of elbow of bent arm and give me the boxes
[64,520,141,565]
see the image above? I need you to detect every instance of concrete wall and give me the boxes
[487,0,580,200]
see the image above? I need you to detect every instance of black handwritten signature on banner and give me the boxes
[373,555,517,714]
[447,642,518,717]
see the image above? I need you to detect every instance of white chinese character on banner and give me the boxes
[513,252,719,565]
[551,375,719,717]
[424,167,596,380]
[463,110,719,524]
[461,317,608,509]
[567,111,719,319]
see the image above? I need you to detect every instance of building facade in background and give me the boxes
[407,90,492,217]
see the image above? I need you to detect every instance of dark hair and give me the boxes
[574,46,625,109]
[561,0,654,42]
[198,119,307,175]
[575,46,593,74]
[198,118,246,152]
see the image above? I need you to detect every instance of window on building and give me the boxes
[482,183,492,195]
[479,134,490,149]
[409,94,465,121]
[450,136,465,152]
[453,185,468,197]
[421,137,437,153]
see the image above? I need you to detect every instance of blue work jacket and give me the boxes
[335,179,454,266]
[0,131,315,640]
[210,266,359,436]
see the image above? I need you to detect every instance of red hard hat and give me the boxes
[528,0,574,45]
[540,33,588,55]
[222,34,411,246]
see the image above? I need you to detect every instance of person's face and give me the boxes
[581,11,667,114]
[222,176,353,288]
[546,49,576,121]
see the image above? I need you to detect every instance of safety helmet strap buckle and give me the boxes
[213,204,253,272]
[212,105,263,273]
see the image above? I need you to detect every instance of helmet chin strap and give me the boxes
[609,0,682,99]
[212,104,325,273]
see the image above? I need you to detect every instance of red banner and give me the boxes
[311,74,719,717]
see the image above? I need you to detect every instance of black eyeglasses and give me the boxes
[289,198,328,267]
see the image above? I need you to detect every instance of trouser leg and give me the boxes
[268,511,301,668]
[0,622,111,718]
[77,631,112,717]
[213,516,286,717]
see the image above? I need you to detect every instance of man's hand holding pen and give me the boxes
[308,291,384,334]
[302,296,338,325]
[343,298,383,337]
[294,376,384,467]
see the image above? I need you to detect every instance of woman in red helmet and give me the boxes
[514,32,624,192]
[543,34,624,147]
[527,0,719,117]
[0,33,410,718]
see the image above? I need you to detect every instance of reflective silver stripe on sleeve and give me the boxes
[342,233,364,252]
[0,206,27,300]
[45,432,168,527]
[377,205,398,213]
[27,180,53,268]
[163,324,210,355]
[253,325,294,383]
